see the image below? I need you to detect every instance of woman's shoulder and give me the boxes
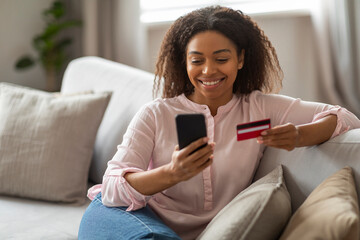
[241,90,301,112]
[246,90,298,103]
[140,95,183,113]
[145,95,182,107]
[130,97,182,125]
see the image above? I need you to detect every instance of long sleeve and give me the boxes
[312,106,360,138]
[251,91,360,138]
[88,104,156,211]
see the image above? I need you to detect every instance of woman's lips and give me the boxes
[198,77,225,86]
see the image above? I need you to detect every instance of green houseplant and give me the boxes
[15,1,81,92]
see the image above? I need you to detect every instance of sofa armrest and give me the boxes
[61,57,154,184]
[254,128,360,212]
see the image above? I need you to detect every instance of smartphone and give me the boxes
[175,114,207,152]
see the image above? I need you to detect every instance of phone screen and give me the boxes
[175,113,207,151]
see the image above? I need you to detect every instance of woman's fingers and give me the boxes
[176,137,207,158]
[180,143,214,171]
[263,123,296,136]
[257,123,299,151]
[190,154,214,176]
[172,139,215,180]
[189,145,214,168]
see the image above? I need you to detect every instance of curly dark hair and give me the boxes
[154,5,283,98]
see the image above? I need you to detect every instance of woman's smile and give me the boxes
[198,77,225,87]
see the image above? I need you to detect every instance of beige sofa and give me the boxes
[1,56,359,239]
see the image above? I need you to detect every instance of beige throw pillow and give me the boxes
[0,83,111,203]
[280,166,359,240]
[197,165,291,240]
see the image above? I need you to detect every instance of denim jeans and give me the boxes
[78,193,182,240]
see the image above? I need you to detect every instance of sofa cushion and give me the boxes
[254,128,360,211]
[279,166,359,240]
[0,82,110,203]
[197,165,291,240]
[0,195,90,239]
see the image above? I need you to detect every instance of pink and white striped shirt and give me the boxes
[88,91,360,239]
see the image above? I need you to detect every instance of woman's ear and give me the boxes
[238,49,245,69]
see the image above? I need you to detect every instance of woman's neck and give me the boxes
[187,93,233,117]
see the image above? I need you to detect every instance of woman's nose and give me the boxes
[202,62,216,75]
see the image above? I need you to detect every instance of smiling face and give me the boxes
[186,30,244,107]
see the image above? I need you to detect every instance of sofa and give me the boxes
[1,56,359,239]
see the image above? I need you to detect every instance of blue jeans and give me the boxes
[78,193,181,240]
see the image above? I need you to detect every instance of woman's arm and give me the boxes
[296,114,337,146]
[253,92,360,151]
[257,114,337,151]
[125,137,214,195]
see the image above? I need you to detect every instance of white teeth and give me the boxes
[202,80,221,86]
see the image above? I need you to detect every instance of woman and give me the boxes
[79,6,360,240]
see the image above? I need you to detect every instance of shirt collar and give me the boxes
[177,93,240,116]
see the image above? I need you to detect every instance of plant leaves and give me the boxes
[33,35,54,53]
[41,20,82,39]
[44,1,65,20]
[16,0,82,75]
[55,38,72,50]
[15,56,36,70]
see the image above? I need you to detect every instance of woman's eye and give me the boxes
[191,59,202,64]
[217,58,228,63]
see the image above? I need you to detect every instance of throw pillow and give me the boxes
[197,165,291,240]
[0,83,111,203]
[279,166,359,240]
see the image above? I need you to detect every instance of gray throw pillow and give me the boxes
[0,83,111,203]
[197,165,291,240]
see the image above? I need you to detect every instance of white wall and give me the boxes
[254,15,319,101]
[114,0,147,70]
[0,0,53,90]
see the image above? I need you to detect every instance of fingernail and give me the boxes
[261,131,267,136]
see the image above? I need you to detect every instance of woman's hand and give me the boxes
[257,115,337,151]
[257,123,299,151]
[167,137,215,182]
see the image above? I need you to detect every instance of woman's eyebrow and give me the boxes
[188,49,231,55]
[213,49,231,54]
[188,51,203,55]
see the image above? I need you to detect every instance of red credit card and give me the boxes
[236,119,271,141]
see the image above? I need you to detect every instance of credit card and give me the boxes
[236,119,271,141]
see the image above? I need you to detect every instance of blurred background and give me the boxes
[1,0,359,116]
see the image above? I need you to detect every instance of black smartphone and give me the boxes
[175,113,207,152]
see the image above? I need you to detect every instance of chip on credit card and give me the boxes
[236,119,271,141]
